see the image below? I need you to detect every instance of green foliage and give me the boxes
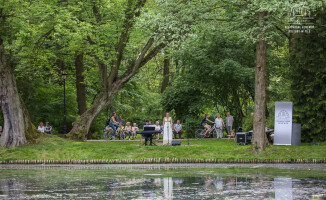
[162,25,255,128]
[243,114,254,132]
[16,78,78,134]
[290,8,326,142]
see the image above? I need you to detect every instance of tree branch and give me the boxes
[108,0,147,85]
[274,24,290,39]
[115,39,165,87]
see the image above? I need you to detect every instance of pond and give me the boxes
[0,164,325,199]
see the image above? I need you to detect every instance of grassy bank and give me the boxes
[0,135,325,161]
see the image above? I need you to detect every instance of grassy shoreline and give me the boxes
[0,135,325,162]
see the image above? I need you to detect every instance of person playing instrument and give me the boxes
[162,112,173,145]
[131,123,139,140]
[201,113,214,136]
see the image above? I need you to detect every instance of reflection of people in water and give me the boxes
[212,177,224,191]
[204,176,213,188]
[172,178,183,189]
[164,177,173,199]
[154,178,162,187]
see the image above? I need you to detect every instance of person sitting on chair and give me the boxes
[201,114,214,137]
[155,121,162,141]
[143,120,155,146]
[173,120,182,139]
[116,123,125,140]
[124,122,132,140]
[131,123,139,140]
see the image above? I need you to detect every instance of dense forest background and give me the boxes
[0,0,325,142]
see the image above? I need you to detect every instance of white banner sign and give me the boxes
[274,102,293,145]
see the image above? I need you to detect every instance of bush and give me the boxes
[242,114,254,132]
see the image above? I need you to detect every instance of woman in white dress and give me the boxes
[162,112,173,145]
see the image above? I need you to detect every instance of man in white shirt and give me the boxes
[173,120,182,139]
[225,112,234,136]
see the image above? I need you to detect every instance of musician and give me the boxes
[143,120,155,146]
[162,112,173,145]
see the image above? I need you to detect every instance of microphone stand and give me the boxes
[187,115,190,145]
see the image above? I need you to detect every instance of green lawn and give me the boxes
[0,135,325,161]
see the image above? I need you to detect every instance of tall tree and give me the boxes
[68,0,167,140]
[252,11,269,152]
[0,38,38,148]
[0,1,39,148]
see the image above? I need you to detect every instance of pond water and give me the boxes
[0,165,325,199]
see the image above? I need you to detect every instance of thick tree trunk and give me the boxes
[161,57,170,93]
[75,53,87,115]
[252,12,268,152]
[0,38,39,148]
[68,91,113,141]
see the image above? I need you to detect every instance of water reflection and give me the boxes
[0,168,325,199]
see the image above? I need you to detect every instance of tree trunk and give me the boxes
[68,91,114,141]
[161,57,170,93]
[75,53,87,115]
[252,11,268,152]
[0,38,39,148]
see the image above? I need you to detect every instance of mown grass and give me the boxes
[0,135,325,161]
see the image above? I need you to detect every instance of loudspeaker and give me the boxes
[236,132,251,145]
[172,141,181,146]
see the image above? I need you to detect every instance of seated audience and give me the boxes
[173,120,182,139]
[37,122,45,133]
[155,121,162,140]
[118,115,125,126]
[44,122,52,134]
[117,123,125,140]
[131,123,139,140]
[124,122,132,140]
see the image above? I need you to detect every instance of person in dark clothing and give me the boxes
[200,114,214,136]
